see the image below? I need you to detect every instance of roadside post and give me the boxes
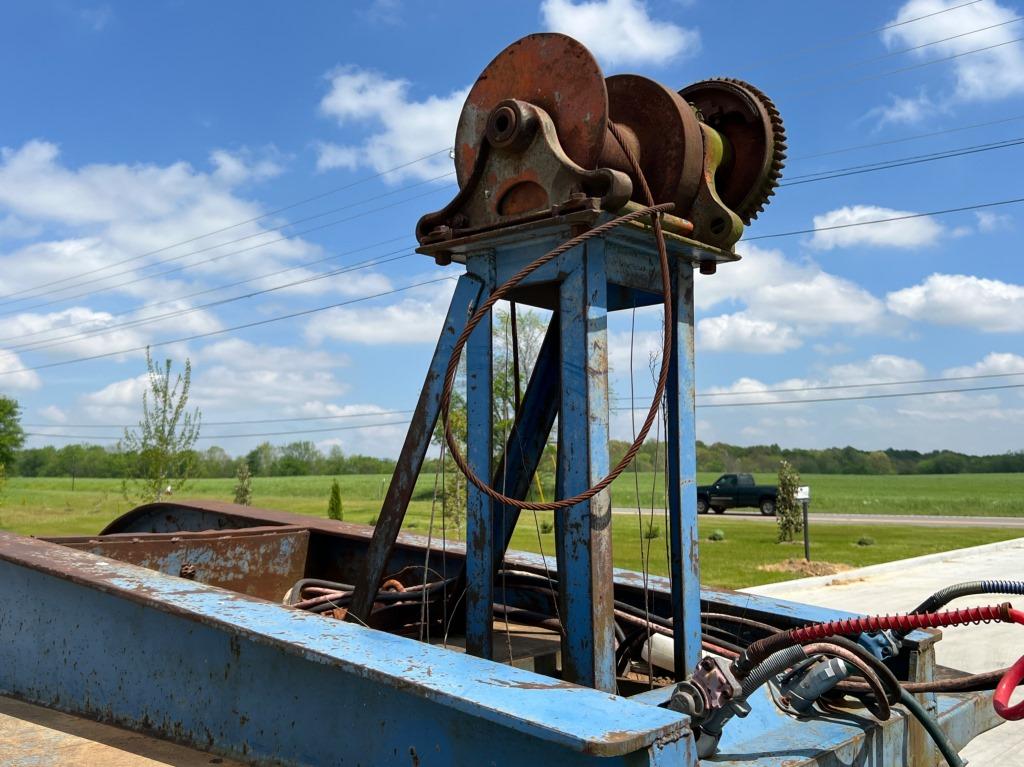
[796,485,811,561]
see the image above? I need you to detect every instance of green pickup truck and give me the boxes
[696,473,778,516]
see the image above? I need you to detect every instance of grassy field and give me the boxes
[2,473,1021,589]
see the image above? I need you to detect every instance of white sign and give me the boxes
[795,486,811,501]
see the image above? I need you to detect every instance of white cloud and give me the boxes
[943,351,1024,377]
[0,349,41,390]
[698,243,887,339]
[540,0,700,66]
[882,0,1024,103]
[865,91,939,128]
[0,140,319,303]
[976,210,1012,232]
[209,148,284,185]
[305,277,456,345]
[317,67,466,182]
[810,205,943,250]
[887,273,1024,332]
[39,404,67,423]
[697,313,801,354]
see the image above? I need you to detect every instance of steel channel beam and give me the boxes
[555,242,616,692]
[665,258,702,679]
[465,253,495,659]
[347,273,484,624]
[0,532,693,766]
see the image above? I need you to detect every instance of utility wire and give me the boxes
[745,196,1024,241]
[24,382,1024,443]
[774,15,1024,87]
[780,136,1024,187]
[0,235,414,346]
[612,370,1024,401]
[0,175,454,314]
[26,372,1024,430]
[0,149,453,303]
[789,113,1024,162]
[738,0,982,73]
[0,275,456,378]
[5,251,415,355]
[23,409,417,428]
[795,34,1024,96]
[784,136,1024,181]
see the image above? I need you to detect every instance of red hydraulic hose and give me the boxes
[994,608,1024,721]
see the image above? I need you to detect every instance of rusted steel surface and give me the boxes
[46,526,309,601]
[0,532,693,766]
[454,33,609,187]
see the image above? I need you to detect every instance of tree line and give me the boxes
[7,438,1022,478]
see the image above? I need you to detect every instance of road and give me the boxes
[610,508,1024,529]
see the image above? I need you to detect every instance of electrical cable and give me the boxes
[0,235,413,346]
[0,183,453,318]
[780,136,1024,187]
[0,151,452,303]
[746,196,1024,241]
[738,0,982,73]
[0,275,454,379]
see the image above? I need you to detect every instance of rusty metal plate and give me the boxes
[454,33,608,188]
[47,526,310,602]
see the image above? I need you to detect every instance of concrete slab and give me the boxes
[0,696,244,767]
[743,536,1024,765]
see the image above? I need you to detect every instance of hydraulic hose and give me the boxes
[900,580,1024,639]
[898,688,965,767]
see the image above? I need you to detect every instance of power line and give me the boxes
[5,251,415,355]
[739,0,983,73]
[24,419,413,442]
[611,369,1024,400]
[745,196,1024,241]
[0,275,456,378]
[789,113,1024,162]
[694,382,1024,408]
[0,235,414,346]
[0,149,453,303]
[779,136,1024,187]
[23,382,1024,444]
[23,409,417,428]
[775,15,1024,87]
[795,34,1024,96]
[0,174,454,313]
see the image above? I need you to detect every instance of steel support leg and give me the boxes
[347,274,484,624]
[666,260,701,679]
[555,242,616,692]
[465,259,495,659]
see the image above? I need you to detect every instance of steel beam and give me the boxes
[555,242,616,692]
[347,273,484,624]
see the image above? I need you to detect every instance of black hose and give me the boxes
[898,688,965,767]
[740,645,808,699]
[913,579,1024,615]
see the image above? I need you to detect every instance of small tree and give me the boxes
[327,478,343,521]
[0,396,25,469]
[120,348,201,503]
[776,459,802,543]
[233,462,253,506]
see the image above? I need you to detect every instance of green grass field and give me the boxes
[2,473,1021,589]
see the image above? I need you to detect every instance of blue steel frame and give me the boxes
[449,214,711,692]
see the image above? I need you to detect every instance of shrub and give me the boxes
[327,478,343,521]
[708,529,726,542]
[643,521,661,540]
[539,519,554,534]
[232,463,252,506]
[856,535,876,547]
[776,460,802,543]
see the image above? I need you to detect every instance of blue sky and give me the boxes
[0,0,1022,458]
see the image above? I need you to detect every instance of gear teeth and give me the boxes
[680,76,786,225]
